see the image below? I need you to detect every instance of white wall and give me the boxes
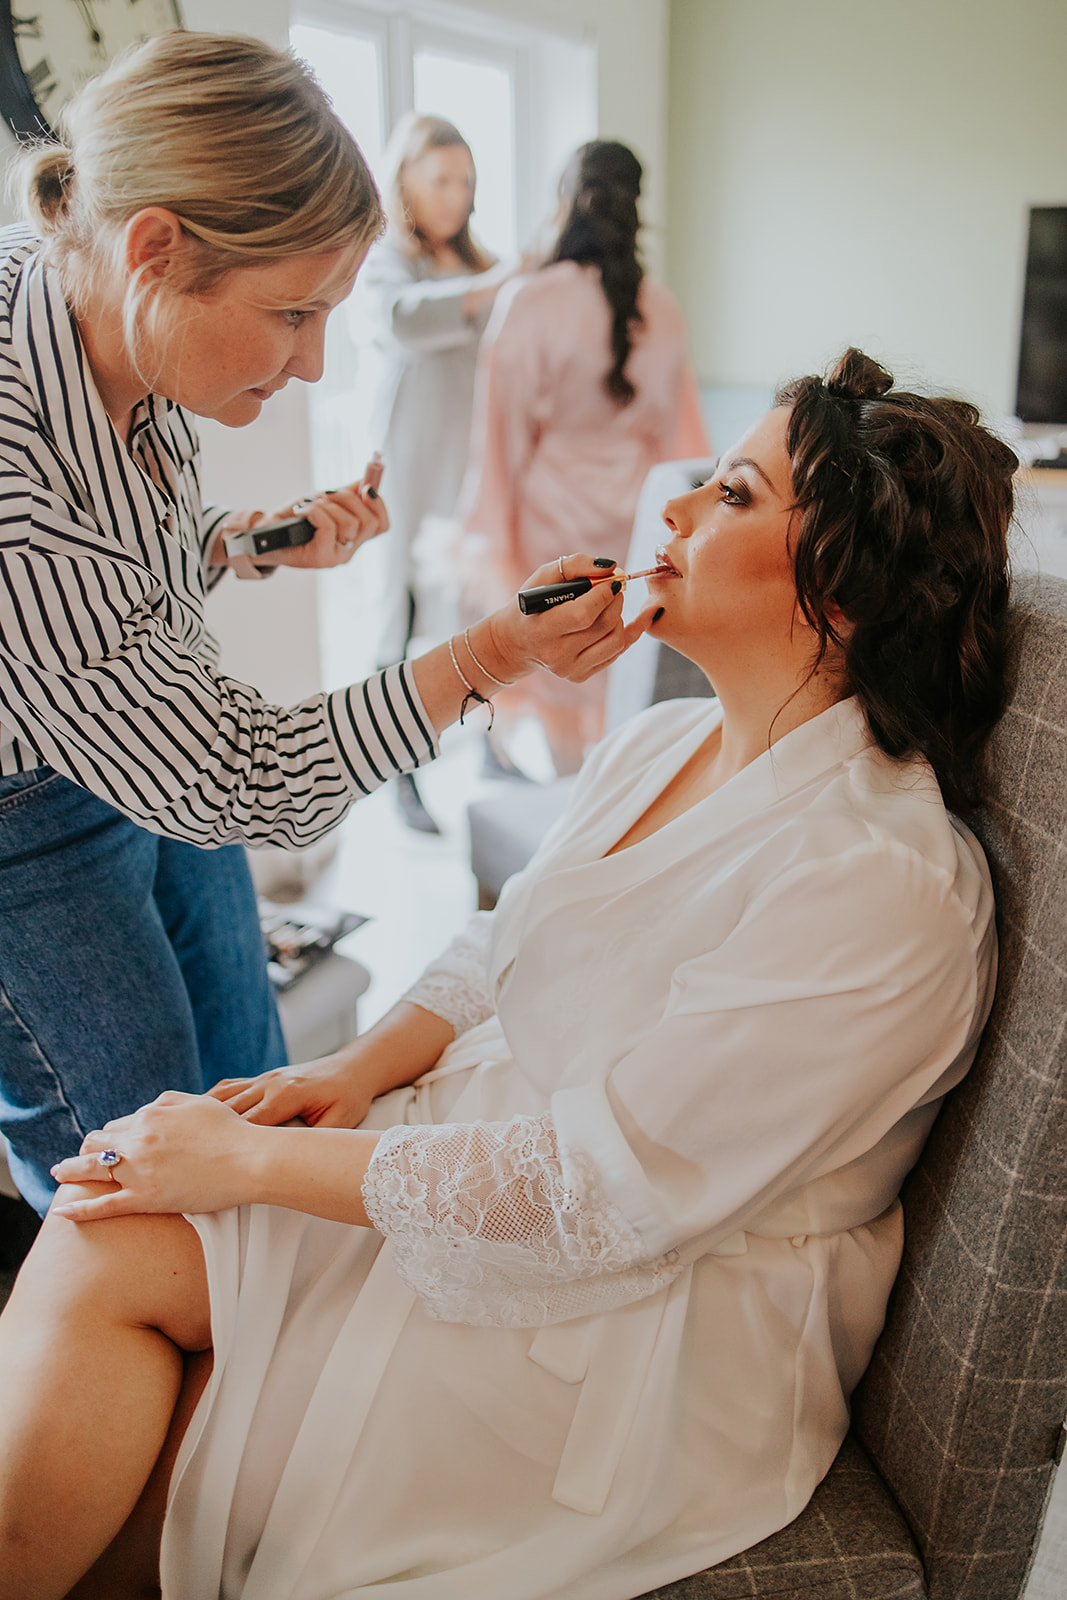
[667,0,1067,419]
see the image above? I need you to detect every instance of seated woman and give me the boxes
[0,349,1015,1600]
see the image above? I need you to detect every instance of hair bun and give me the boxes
[21,143,74,232]
[826,346,893,402]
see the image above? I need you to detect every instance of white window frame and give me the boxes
[290,0,596,251]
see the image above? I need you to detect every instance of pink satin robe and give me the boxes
[462,261,710,746]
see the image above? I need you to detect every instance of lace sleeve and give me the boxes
[362,1111,683,1327]
[401,912,495,1037]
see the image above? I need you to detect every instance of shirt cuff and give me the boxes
[324,661,439,798]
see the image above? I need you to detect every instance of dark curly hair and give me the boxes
[775,348,1016,813]
[550,141,644,405]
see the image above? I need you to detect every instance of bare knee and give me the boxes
[6,1189,211,1352]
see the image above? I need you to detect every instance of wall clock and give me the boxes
[0,1,184,140]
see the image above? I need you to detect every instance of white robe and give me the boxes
[162,698,996,1599]
[348,235,492,664]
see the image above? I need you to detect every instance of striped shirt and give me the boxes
[0,226,437,848]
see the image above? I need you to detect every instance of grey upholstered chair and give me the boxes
[637,569,1067,1598]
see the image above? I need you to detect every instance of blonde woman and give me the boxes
[350,113,523,828]
[0,35,643,1218]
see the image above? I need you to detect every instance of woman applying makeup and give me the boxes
[0,36,632,1220]
[0,349,1013,1600]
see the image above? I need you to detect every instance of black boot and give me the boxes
[396,772,441,834]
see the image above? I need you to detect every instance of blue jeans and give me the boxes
[0,769,286,1214]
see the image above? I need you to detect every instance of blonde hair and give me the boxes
[382,111,491,271]
[12,30,384,360]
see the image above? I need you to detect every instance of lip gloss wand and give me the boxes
[518,566,675,615]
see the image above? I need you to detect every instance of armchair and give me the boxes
[640,569,1067,1598]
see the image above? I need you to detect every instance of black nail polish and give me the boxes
[593,556,617,569]
[652,606,665,624]
[366,486,379,499]
[611,580,622,595]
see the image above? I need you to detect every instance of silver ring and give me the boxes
[96,1149,122,1178]
[557,556,565,578]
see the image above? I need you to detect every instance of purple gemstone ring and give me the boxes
[96,1149,122,1175]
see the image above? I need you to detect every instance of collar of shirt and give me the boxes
[6,231,184,554]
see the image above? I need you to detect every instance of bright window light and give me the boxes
[290,23,384,172]
[413,49,516,259]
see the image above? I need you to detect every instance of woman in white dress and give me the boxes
[350,114,522,830]
[0,349,1016,1600]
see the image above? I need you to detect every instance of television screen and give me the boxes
[1016,206,1067,426]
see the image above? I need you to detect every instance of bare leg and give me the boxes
[0,1182,211,1600]
[67,1349,213,1600]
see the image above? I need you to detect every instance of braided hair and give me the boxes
[777,348,1017,812]
[551,141,644,405]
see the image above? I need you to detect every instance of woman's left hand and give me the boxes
[49,1092,259,1221]
[258,474,390,571]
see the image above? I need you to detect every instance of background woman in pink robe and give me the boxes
[464,140,710,773]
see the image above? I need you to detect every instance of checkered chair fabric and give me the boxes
[641,570,1067,1599]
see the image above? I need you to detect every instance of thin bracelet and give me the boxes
[448,636,495,728]
[463,627,516,687]
[448,636,475,693]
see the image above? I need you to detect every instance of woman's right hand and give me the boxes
[211,1001,455,1132]
[209,1048,378,1129]
[489,553,657,685]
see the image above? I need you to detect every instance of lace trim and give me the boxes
[401,912,495,1038]
[362,1111,683,1327]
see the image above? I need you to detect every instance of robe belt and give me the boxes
[239,1238,419,1600]
[526,1201,901,1519]
[529,1271,690,1516]
[525,1223,748,1519]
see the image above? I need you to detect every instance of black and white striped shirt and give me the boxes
[0,226,437,848]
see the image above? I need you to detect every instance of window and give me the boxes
[412,45,515,258]
[289,21,386,173]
